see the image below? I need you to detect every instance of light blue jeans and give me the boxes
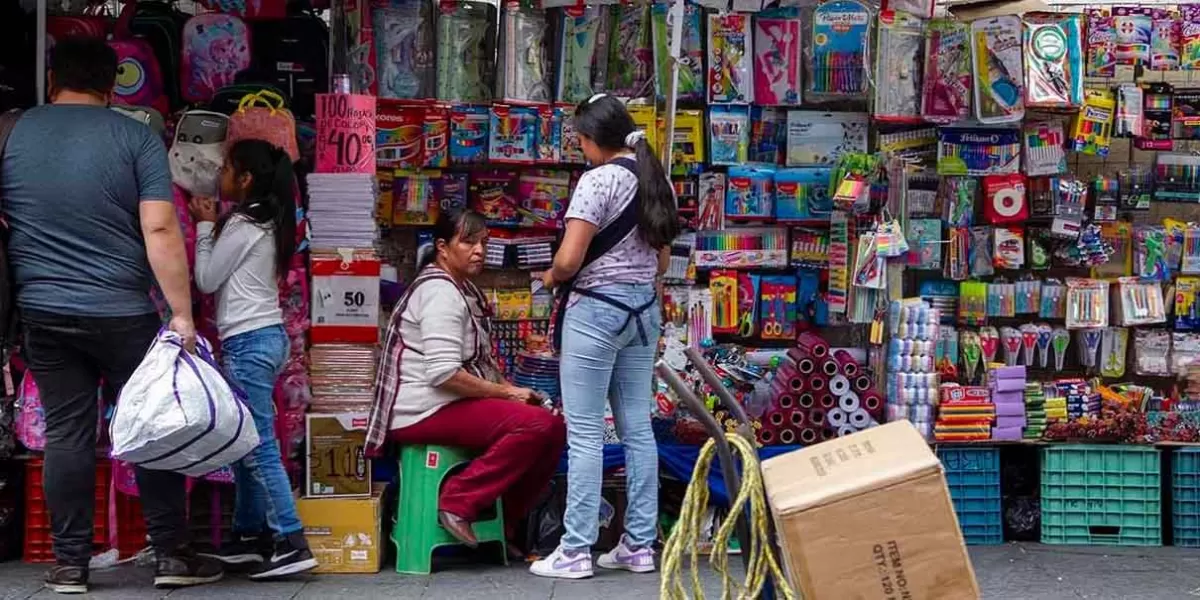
[220,324,302,539]
[559,283,660,550]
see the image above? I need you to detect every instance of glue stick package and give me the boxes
[708,13,753,104]
[921,19,972,125]
[874,10,925,122]
[970,15,1025,124]
[752,8,803,106]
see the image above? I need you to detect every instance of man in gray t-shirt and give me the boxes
[0,37,221,594]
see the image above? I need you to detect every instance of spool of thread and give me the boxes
[797,331,830,358]
[798,393,815,408]
[830,375,851,396]
[789,376,806,392]
[849,408,871,429]
[769,411,786,426]
[790,410,806,427]
[778,394,796,409]
[796,357,815,374]
[909,404,934,421]
[887,403,908,422]
[810,409,826,426]
[819,393,836,409]
[863,392,882,413]
[828,408,848,427]
[758,427,776,445]
[853,375,872,392]
[821,428,835,441]
[810,375,827,392]
[837,425,856,438]
[838,391,861,413]
[833,349,859,377]
[821,358,840,377]
[778,428,797,444]
[799,427,819,444]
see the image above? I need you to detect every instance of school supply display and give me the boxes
[921,19,972,124]
[1071,88,1115,157]
[1137,82,1173,150]
[181,14,251,106]
[1022,120,1066,176]
[936,127,1020,176]
[752,9,802,106]
[874,10,925,122]
[226,90,300,161]
[1086,9,1116,77]
[774,167,832,221]
[807,0,871,101]
[970,15,1024,124]
[708,13,753,103]
[372,0,436,100]
[607,3,654,98]
[709,105,751,165]
[1023,13,1083,109]
[1114,6,1152,65]
[725,166,775,220]
[169,110,228,197]
[652,2,703,103]
[982,173,1028,224]
[436,1,497,103]
[557,6,610,104]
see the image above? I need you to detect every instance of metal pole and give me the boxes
[36,0,46,105]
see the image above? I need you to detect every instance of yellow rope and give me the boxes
[660,434,799,600]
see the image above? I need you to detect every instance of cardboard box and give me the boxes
[296,492,383,574]
[306,414,371,498]
[761,421,981,600]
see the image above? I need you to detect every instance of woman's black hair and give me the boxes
[573,95,680,249]
[418,208,488,271]
[215,139,297,276]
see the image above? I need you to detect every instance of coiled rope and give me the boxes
[660,433,799,600]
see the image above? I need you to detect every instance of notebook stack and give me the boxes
[309,344,379,413]
[989,365,1026,441]
[306,173,380,249]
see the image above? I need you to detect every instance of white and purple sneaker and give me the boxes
[529,546,594,580]
[596,535,656,573]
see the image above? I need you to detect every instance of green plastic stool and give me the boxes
[392,444,508,575]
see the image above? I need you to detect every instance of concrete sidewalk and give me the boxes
[0,543,1196,599]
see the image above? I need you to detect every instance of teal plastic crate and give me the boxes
[1041,445,1161,546]
[1173,449,1200,547]
[938,447,1002,545]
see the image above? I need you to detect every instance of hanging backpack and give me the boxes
[226,91,299,161]
[181,13,252,105]
[169,110,229,197]
[46,15,109,47]
[248,14,329,120]
[128,0,189,112]
[195,0,288,20]
[107,39,169,115]
[208,80,289,115]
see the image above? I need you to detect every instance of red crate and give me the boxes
[113,492,148,559]
[23,458,111,563]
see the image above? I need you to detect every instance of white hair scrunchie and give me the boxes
[625,130,646,148]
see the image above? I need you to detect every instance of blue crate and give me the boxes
[1041,445,1161,547]
[938,447,1003,545]
[1174,449,1200,547]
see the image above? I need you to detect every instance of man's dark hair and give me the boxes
[49,37,117,97]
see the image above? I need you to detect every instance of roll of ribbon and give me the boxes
[809,408,826,426]
[798,393,815,408]
[757,426,777,445]
[832,348,859,377]
[838,391,861,412]
[768,411,786,426]
[830,374,851,396]
[799,427,819,444]
[797,331,830,358]
[819,393,836,409]
[853,374,873,392]
[778,428,797,444]
[810,375,827,392]
[849,408,871,428]
[821,428,836,441]
[837,424,857,438]
[828,407,848,427]
[790,410,806,427]
[821,358,840,377]
[789,376,806,392]
[770,376,790,401]
[796,357,815,374]
[778,394,796,409]
[863,391,883,413]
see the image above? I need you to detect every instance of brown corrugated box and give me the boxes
[761,421,980,599]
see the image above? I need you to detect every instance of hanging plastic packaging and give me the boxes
[1023,13,1084,110]
[752,8,802,106]
[806,0,871,102]
[873,10,926,122]
[607,3,654,98]
[652,2,704,103]
[921,19,972,124]
[372,0,435,99]
[708,12,753,104]
[436,1,496,103]
[970,15,1024,124]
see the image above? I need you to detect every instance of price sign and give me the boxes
[306,414,371,498]
[311,252,381,344]
[316,93,377,174]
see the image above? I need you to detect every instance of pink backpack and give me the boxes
[109,39,169,116]
[181,13,251,104]
[226,91,300,160]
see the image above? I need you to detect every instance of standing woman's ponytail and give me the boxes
[222,139,298,276]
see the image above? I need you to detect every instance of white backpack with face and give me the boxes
[169,110,229,196]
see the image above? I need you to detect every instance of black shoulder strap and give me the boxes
[578,156,639,269]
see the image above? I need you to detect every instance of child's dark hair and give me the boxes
[418,209,488,271]
[216,139,297,275]
[573,95,680,249]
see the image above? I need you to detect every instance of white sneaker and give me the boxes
[529,546,594,580]
[596,535,656,573]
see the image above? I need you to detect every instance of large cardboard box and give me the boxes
[760,421,980,599]
[306,413,371,498]
[296,492,383,574]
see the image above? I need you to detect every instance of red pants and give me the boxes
[389,398,566,530]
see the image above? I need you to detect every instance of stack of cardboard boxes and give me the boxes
[296,414,381,574]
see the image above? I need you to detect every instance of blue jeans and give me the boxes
[220,324,301,538]
[559,283,660,550]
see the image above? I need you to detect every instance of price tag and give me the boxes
[306,414,371,498]
[311,254,381,344]
[316,93,377,174]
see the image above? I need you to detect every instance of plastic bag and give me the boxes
[15,373,45,451]
[110,332,259,477]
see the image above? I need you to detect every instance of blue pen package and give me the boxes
[806,0,871,102]
[708,105,751,165]
[774,167,831,221]
[488,104,538,164]
[749,106,785,164]
[937,127,1021,176]
[449,104,490,165]
[725,165,775,220]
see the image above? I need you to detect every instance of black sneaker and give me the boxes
[200,533,272,565]
[44,565,88,594]
[250,533,318,580]
[153,547,225,589]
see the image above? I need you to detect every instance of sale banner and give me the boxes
[316,93,377,174]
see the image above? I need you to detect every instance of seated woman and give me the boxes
[366,208,566,553]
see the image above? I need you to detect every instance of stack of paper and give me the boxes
[309,344,378,413]
[306,173,379,249]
